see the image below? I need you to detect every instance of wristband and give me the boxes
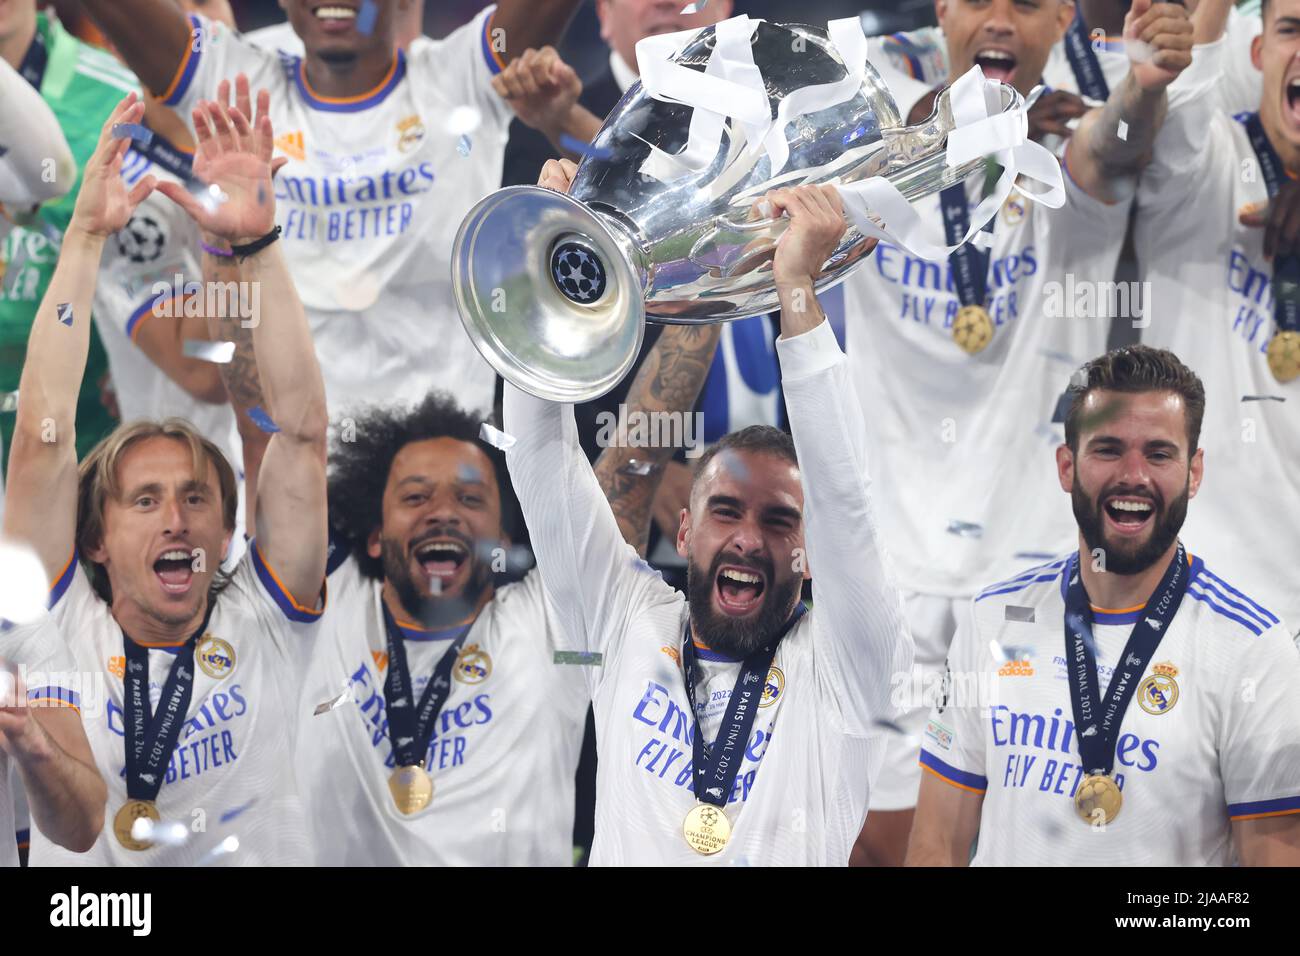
[201,241,233,258]
[230,225,282,262]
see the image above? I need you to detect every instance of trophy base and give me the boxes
[452,185,646,404]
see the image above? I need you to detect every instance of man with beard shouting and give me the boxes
[503,167,913,865]
[908,346,1300,865]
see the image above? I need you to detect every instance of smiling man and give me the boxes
[504,170,913,866]
[75,0,588,419]
[907,346,1300,866]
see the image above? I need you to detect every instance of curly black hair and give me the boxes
[327,391,520,580]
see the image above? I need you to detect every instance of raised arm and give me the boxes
[1066,0,1193,203]
[2,96,157,580]
[0,56,76,207]
[764,183,912,733]
[906,772,984,866]
[78,0,192,98]
[157,76,327,603]
[492,0,583,63]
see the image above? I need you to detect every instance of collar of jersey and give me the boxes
[1057,550,1201,624]
[692,640,740,663]
[294,50,406,113]
[393,615,473,642]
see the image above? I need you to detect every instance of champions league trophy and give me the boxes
[452,16,1061,403]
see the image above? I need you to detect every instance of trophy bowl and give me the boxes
[452,20,1022,403]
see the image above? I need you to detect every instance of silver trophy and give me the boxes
[453,20,1024,403]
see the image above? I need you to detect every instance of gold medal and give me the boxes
[1074,773,1123,826]
[113,800,160,851]
[1266,330,1300,383]
[952,304,995,355]
[388,765,434,815]
[682,803,731,855]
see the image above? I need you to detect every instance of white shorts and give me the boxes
[869,591,966,812]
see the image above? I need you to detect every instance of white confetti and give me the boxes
[1116,120,1128,142]
[182,340,235,363]
[620,459,657,476]
[313,682,353,716]
[444,105,482,137]
[0,538,50,624]
[130,817,190,847]
[0,669,16,707]
[0,390,16,413]
[196,835,240,865]
[457,134,472,157]
[946,520,983,539]
[479,422,516,451]
[680,1,703,13]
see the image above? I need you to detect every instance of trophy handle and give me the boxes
[688,83,1019,275]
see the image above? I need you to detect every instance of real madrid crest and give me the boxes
[196,634,236,679]
[1138,661,1179,715]
[760,666,784,707]
[396,114,426,154]
[1001,193,1026,226]
[454,643,491,684]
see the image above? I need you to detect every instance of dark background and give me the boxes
[229,0,940,74]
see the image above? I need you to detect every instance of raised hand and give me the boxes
[765,184,849,291]
[537,157,579,194]
[494,46,583,137]
[156,74,287,245]
[1125,0,1194,92]
[67,93,157,239]
[1027,90,1090,142]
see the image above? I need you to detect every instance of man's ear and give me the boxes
[85,535,108,565]
[1188,446,1205,499]
[1252,33,1263,73]
[367,527,383,561]
[676,508,691,560]
[1055,443,1076,495]
[220,530,233,564]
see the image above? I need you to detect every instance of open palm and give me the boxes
[157,76,285,244]
[69,94,156,238]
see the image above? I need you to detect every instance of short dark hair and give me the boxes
[690,425,799,502]
[1063,345,1206,454]
[328,392,519,579]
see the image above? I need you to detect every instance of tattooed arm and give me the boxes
[592,323,720,557]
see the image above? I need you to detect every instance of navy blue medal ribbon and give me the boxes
[18,28,48,90]
[680,604,805,807]
[1242,112,1300,333]
[121,604,213,802]
[940,178,995,311]
[1063,542,1189,776]
[1063,6,1110,102]
[380,603,470,769]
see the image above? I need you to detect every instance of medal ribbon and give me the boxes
[1242,112,1300,333]
[680,604,805,807]
[1062,542,1189,777]
[132,128,194,182]
[940,171,996,310]
[18,28,48,90]
[1062,6,1110,102]
[380,603,470,770]
[121,605,213,802]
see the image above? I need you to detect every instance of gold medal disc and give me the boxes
[1074,773,1123,826]
[952,305,995,355]
[682,803,732,855]
[1266,330,1300,383]
[113,800,161,851]
[389,765,434,816]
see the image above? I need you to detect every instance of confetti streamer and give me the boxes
[356,0,378,35]
[314,682,353,716]
[620,459,658,476]
[1013,551,1058,561]
[680,0,706,12]
[1241,394,1286,403]
[1116,120,1129,142]
[989,640,1032,663]
[1004,605,1036,623]
[0,391,17,413]
[554,650,604,666]
[946,519,983,538]
[479,422,516,450]
[196,835,240,865]
[55,302,73,326]
[445,105,482,136]
[182,340,235,363]
[0,538,50,624]
[246,406,281,434]
[220,799,257,824]
[457,134,472,157]
[112,122,154,147]
[559,133,613,160]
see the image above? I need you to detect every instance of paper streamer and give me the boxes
[247,406,280,434]
[559,133,613,160]
[479,422,516,451]
[112,122,154,147]
[182,340,235,363]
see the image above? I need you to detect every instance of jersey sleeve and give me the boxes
[158,14,279,117]
[1220,624,1300,823]
[0,56,74,207]
[777,319,913,737]
[1138,58,1228,215]
[502,383,681,674]
[1,613,80,715]
[406,5,512,131]
[225,540,325,678]
[97,191,194,346]
[918,598,989,795]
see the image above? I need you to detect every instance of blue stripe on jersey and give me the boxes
[884,33,923,79]
[1190,576,1274,632]
[1091,608,1142,625]
[251,540,324,622]
[920,749,987,793]
[1228,794,1300,820]
[1196,567,1279,626]
[481,11,506,75]
[126,296,158,340]
[978,557,1069,596]
[975,573,1064,602]
[975,559,1069,603]
[1186,585,1265,637]
[26,685,80,710]
[161,14,203,108]
[325,529,352,577]
[48,551,78,609]
[15,829,29,848]
[293,50,407,113]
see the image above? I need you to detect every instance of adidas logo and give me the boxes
[274,130,305,161]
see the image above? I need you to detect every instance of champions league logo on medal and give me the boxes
[196,635,236,680]
[760,666,784,708]
[1138,662,1180,715]
[454,644,491,685]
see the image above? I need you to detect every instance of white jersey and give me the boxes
[504,320,914,866]
[842,170,1128,598]
[30,544,322,866]
[1134,102,1300,633]
[866,25,1130,117]
[160,7,514,417]
[0,614,81,868]
[295,549,588,865]
[97,129,240,468]
[923,552,1300,865]
[244,21,304,57]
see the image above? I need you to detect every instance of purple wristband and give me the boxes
[201,241,233,258]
